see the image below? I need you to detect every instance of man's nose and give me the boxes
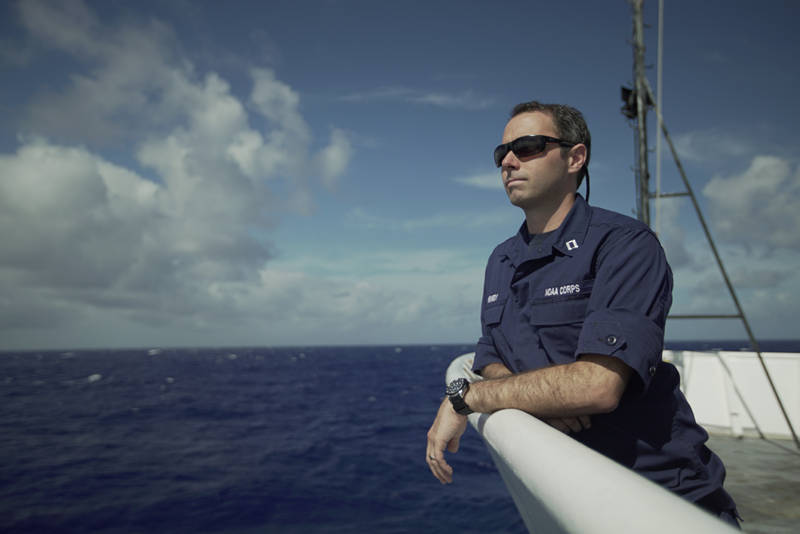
[501,150,520,169]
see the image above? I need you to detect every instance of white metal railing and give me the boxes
[446,353,738,534]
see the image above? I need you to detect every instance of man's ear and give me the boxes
[567,144,587,174]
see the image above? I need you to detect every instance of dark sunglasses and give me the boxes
[493,135,576,167]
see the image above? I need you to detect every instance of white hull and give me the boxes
[665,350,800,440]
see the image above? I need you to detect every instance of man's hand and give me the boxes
[426,398,468,484]
[543,415,591,434]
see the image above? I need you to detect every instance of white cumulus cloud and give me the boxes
[340,86,494,110]
[703,155,800,250]
[673,129,751,164]
[453,171,502,190]
[316,129,353,189]
[0,1,353,345]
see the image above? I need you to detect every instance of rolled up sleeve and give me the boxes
[575,226,672,393]
[474,333,504,372]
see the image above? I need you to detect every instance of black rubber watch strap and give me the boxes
[447,379,473,415]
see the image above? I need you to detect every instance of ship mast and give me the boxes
[624,0,800,450]
[631,0,650,225]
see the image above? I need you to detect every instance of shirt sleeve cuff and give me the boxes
[576,308,664,393]
[472,338,504,375]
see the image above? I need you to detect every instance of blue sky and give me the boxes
[1,0,798,350]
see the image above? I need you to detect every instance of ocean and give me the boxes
[3,340,795,533]
[0,345,525,533]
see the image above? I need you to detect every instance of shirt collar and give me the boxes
[507,194,591,266]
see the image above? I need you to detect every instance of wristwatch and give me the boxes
[446,378,473,415]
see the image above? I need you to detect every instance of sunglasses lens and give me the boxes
[513,136,546,159]
[494,136,548,167]
[493,145,509,167]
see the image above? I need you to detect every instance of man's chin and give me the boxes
[507,192,532,209]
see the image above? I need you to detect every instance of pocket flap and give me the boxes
[482,302,506,325]
[529,298,588,326]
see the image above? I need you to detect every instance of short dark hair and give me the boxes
[510,101,591,188]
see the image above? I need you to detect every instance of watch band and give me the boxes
[447,378,473,415]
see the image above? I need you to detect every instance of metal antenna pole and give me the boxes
[631,0,650,225]
[654,0,664,235]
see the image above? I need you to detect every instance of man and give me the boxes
[426,101,740,527]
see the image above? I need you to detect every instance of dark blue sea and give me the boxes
[2,340,796,533]
[0,344,525,534]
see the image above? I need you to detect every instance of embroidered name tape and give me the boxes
[544,284,581,297]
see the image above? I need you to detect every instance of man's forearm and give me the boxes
[466,354,630,418]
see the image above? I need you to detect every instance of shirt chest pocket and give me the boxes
[527,279,594,363]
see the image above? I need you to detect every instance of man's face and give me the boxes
[499,111,574,210]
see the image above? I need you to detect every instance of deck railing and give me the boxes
[446,353,738,534]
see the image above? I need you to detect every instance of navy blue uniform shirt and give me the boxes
[473,194,736,508]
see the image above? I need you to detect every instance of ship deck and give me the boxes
[707,435,800,533]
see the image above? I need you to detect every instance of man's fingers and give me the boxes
[426,436,453,484]
[544,416,591,434]
[432,458,454,484]
[564,417,583,432]
[426,397,466,484]
[426,449,453,484]
[579,415,591,429]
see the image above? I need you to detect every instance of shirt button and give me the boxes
[649,365,657,376]
[605,335,617,346]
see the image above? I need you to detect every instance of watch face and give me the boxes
[446,378,467,396]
